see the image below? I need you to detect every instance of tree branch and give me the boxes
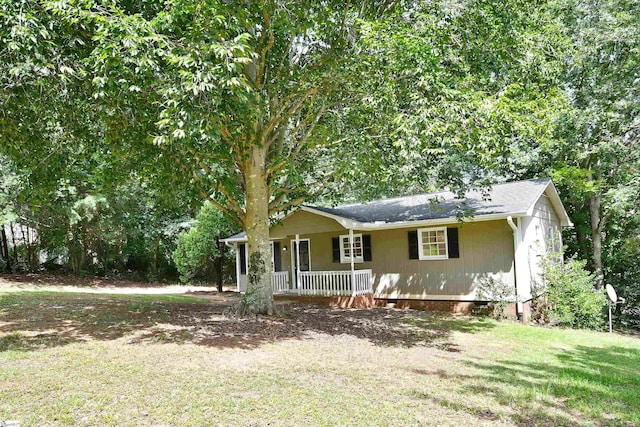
[255,9,275,90]
[187,147,245,217]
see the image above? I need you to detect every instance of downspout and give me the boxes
[507,216,523,323]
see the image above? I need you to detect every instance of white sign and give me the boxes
[605,284,618,303]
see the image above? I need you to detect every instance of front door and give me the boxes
[291,239,310,288]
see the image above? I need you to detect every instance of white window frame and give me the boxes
[417,227,449,260]
[339,233,364,264]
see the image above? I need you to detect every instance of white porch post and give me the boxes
[349,229,356,297]
[295,234,301,294]
[235,245,241,292]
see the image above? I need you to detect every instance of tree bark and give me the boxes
[0,226,10,272]
[216,232,225,293]
[10,222,18,270]
[589,193,604,289]
[243,144,275,315]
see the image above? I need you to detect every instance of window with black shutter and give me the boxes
[409,227,460,260]
[336,233,366,263]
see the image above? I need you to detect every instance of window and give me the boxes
[417,227,448,260]
[339,234,363,263]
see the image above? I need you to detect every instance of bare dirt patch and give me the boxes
[0,292,495,351]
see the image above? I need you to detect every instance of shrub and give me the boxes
[540,253,606,330]
[476,275,515,320]
[172,203,234,285]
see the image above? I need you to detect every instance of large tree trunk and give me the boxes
[243,145,275,315]
[589,193,604,289]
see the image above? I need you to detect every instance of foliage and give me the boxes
[0,0,569,312]
[173,203,234,284]
[476,276,515,320]
[1,0,638,315]
[505,0,640,289]
[540,253,606,330]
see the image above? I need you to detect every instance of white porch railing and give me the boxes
[241,270,372,296]
[271,271,290,294]
[297,269,373,296]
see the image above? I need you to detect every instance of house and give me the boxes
[222,178,572,318]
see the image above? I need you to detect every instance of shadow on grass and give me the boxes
[417,344,640,427]
[0,292,495,352]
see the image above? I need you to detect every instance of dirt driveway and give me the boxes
[0,273,235,298]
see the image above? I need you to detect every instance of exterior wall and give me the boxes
[516,192,563,301]
[270,210,344,238]
[368,221,514,300]
[269,219,515,300]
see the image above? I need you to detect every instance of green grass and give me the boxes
[1,291,639,426]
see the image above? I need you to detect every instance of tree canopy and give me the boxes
[1,0,638,320]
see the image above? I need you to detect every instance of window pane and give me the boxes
[438,243,446,254]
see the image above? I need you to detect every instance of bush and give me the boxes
[172,203,234,285]
[540,254,606,330]
[476,275,515,320]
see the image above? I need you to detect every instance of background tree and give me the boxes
[1,0,571,313]
[507,0,640,289]
[173,203,234,291]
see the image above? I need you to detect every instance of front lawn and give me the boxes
[1,292,638,426]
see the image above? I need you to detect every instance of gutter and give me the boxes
[507,216,523,322]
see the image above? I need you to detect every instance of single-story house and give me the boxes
[222,178,572,317]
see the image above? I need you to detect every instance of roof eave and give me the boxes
[356,212,529,231]
[300,206,362,229]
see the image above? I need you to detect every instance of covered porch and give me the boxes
[239,269,373,297]
[230,230,374,298]
[269,269,373,296]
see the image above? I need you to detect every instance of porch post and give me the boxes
[349,229,356,297]
[235,245,241,292]
[295,234,301,294]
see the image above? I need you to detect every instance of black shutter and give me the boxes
[239,243,247,274]
[332,237,340,262]
[447,227,460,259]
[363,234,372,261]
[408,231,419,259]
[273,242,282,271]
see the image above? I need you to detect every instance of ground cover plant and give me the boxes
[1,289,639,426]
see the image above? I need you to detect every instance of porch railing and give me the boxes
[271,271,290,294]
[297,269,373,296]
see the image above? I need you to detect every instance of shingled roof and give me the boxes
[307,178,555,224]
[222,178,571,242]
